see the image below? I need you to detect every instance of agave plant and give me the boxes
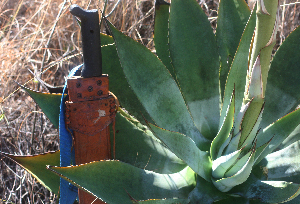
[2,0,300,203]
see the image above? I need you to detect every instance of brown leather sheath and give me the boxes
[65,75,116,204]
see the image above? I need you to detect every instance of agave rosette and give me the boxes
[3,0,300,203]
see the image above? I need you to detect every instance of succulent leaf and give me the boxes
[138,198,189,204]
[217,0,251,100]
[213,196,251,204]
[249,1,279,95]
[113,112,186,174]
[105,18,207,148]
[224,131,241,155]
[233,101,251,136]
[101,33,154,124]
[258,0,270,15]
[188,176,229,204]
[212,149,255,192]
[1,151,60,194]
[48,161,196,204]
[265,8,279,47]
[253,137,272,164]
[254,140,300,183]
[221,6,256,127]
[246,55,263,100]
[169,0,220,140]
[231,174,300,203]
[217,132,232,158]
[21,86,64,128]
[278,124,300,150]
[153,2,175,81]
[284,196,300,204]
[256,107,300,164]
[239,100,264,149]
[250,0,278,67]
[260,25,300,129]
[211,91,235,161]
[239,103,264,151]
[212,149,242,179]
[224,150,254,178]
[149,123,212,181]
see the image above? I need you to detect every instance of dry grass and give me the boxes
[0,0,299,203]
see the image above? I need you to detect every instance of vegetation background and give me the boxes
[0,0,299,203]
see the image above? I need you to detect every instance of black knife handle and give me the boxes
[70,4,102,78]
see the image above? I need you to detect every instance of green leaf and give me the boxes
[255,108,300,165]
[188,176,229,204]
[48,161,196,204]
[246,55,263,100]
[21,86,63,128]
[217,133,232,158]
[260,26,300,129]
[217,0,251,100]
[253,138,272,163]
[249,200,264,204]
[211,91,235,161]
[239,100,264,150]
[284,196,300,204]
[101,33,154,124]
[153,2,175,81]
[149,123,211,181]
[212,149,242,179]
[224,150,253,178]
[214,196,251,204]
[105,19,207,149]
[1,151,60,194]
[221,6,256,126]
[233,101,250,136]
[230,174,300,203]
[112,111,186,174]
[138,198,189,204]
[254,140,300,183]
[249,1,279,94]
[224,131,241,155]
[169,0,220,140]
[278,124,300,150]
[213,149,255,192]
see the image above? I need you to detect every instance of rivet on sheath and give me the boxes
[88,86,93,92]
[76,82,81,88]
[77,93,82,98]
[97,80,102,86]
[97,90,103,96]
